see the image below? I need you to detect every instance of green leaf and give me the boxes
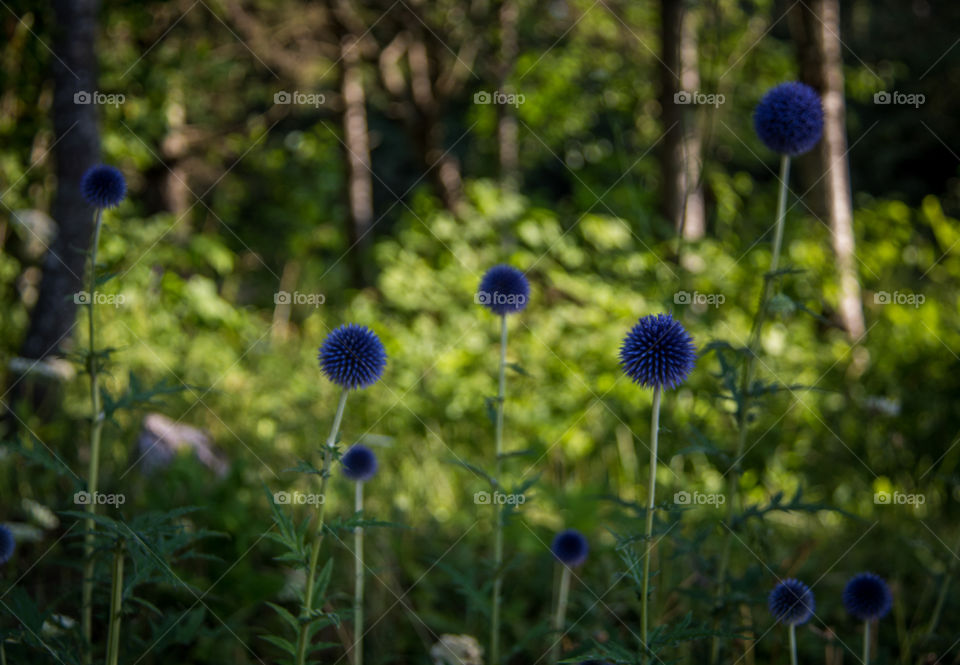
[260,634,297,656]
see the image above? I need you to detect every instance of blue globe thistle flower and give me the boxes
[318,324,387,390]
[843,572,892,621]
[753,82,824,156]
[0,525,14,565]
[341,445,378,482]
[753,81,823,156]
[551,529,589,567]
[619,313,696,390]
[477,264,529,315]
[769,578,815,626]
[81,165,127,208]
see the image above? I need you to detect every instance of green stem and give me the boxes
[710,154,791,665]
[353,480,364,665]
[926,532,960,638]
[789,623,798,665]
[105,541,124,665]
[294,389,348,665]
[82,207,104,664]
[549,565,572,665]
[640,386,661,665]
[490,314,508,665]
[863,620,870,665]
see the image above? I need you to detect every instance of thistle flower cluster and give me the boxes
[769,572,893,625]
[341,445,379,482]
[753,82,824,156]
[619,313,697,390]
[477,264,530,315]
[81,165,127,209]
[551,529,589,568]
[0,525,14,565]
[769,578,815,626]
[843,572,892,621]
[318,324,387,390]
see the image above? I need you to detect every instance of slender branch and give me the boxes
[353,480,365,665]
[294,389,348,665]
[81,207,104,663]
[862,620,870,665]
[490,313,508,665]
[641,385,662,665]
[105,541,124,665]
[549,565,572,665]
[789,623,798,665]
[711,154,791,665]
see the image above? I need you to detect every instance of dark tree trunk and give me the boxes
[7,0,101,421]
[659,0,705,240]
[792,0,866,340]
[407,34,463,211]
[341,34,375,287]
[497,0,519,190]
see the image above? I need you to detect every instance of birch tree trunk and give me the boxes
[341,34,375,286]
[659,0,705,240]
[792,0,866,339]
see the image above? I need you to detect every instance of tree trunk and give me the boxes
[659,0,705,240]
[8,0,101,419]
[407,35,462,211]
[497,0,519,190]
[341,34,375,286]
[792,0,866,340]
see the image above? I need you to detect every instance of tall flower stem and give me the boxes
[640,386,662,665]
[862,620,870,665]
[295,389,348,665]
[711,154,791,665]
[81,208,104,662]
[353,480,365,665]
[490,314,508,665]
[926,531,960,637]
[549,565,572,665]
[105,540,124,665]
[789,623,798,665]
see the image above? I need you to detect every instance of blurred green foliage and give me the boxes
[2,0,960,663]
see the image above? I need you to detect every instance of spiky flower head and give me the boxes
[318,324,387,390]
[753,82,824,156]
[477,264,529,315]
[843,572,892,621]
[753,81,823,156]
[341,445,378,482]
[619,313,696,390]
[551,529,589,567]
[81,164,127,208]
[0,525,14,565]
[769,578,815,626]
